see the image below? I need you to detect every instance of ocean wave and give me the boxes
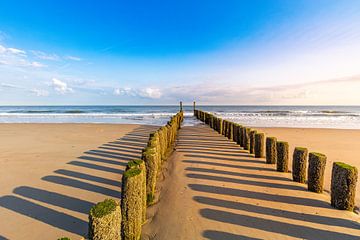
[64,110,87,113]
[8,110,57,113]
[0,112,194,117]
[213,110,360,118]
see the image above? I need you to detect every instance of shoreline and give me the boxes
[1,122,360,130]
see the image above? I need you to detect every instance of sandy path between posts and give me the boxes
[142,124,360,240]
[0,123,158,240]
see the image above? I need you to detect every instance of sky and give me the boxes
[0,0,360,105]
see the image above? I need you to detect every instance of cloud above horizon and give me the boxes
[51,78,73,94]
[1,1,360,105]
[0,44,45,68]
[114,87,162,99]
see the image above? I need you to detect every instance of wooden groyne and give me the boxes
[55,104,359,239]
[66,111,184,240]
[194,109,358,212]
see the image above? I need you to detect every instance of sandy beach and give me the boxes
[0,123,158,240]
[0,123,360,239]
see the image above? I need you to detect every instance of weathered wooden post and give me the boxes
[121,168,144,240]
[193,101,196,115]
[142,147,158,205]
[88,199,121,240]
[224,120,228,137]
[308,152,327,193]
[238,126,243,147]
[292,147,308,183]
[218,118,223,134]
[242,127,250,150]
[180,101,183,112]
[331,162,358,211]
[233,124,240,144]
[266,137,277,164]
[254,133,265,158]
[126,159,146,222]
[276,141,289,172]
[249,130,257,154]
[228,122,233,140]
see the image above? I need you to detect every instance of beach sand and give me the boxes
[256,127,360,206]
[1,123,360,239]
[0,123,158,240]
[142,124,360,240]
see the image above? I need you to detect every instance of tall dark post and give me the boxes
[193,101,196,114]
[180,101,183,111]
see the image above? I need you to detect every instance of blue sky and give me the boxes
[0,1,360,105]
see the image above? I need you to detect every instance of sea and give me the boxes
[0,105,359,129]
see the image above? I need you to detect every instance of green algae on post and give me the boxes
[308,152,327,193]
[121,168,143,240]
[292,147,308,183]
[331,162,358,211]
[266,137,277,164]
[254,133,265,158]
[89,199,121,240]
[276,141,289,172]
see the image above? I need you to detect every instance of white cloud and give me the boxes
[158,75,360,105]
[114,87,162,99]
[30,61,46,68]
[51,78,73,94]
[0,45,6,54]
[7,47,26,55]
[0,83,22,89]
[31,88,49,97]
[65,55,82,61]
[31,50,60,61]
[139,88,162,98]
[0,44,46,68]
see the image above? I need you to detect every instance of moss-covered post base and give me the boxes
[266,137,277,164]
[142,147,158,205]
[89,199,121,240]
[331,162,358,211]
[308,152,327,193]
[276,141,289,172]
[126,159,147,221]
[121,168,143,240]
[292,147,308,183]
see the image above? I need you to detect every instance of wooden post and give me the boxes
[89,199,121,240]
[266,137,277,164]
[121,168,143,240]
[292,147,308,183]
[180,101,183,111]
[308,152,327,193]
[193,101,196,114]
[276,141,289,172]
[254,133,265,158]
[331,162,358,211]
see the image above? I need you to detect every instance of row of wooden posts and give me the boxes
[85,111,184,240]
[194,109,358,212]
